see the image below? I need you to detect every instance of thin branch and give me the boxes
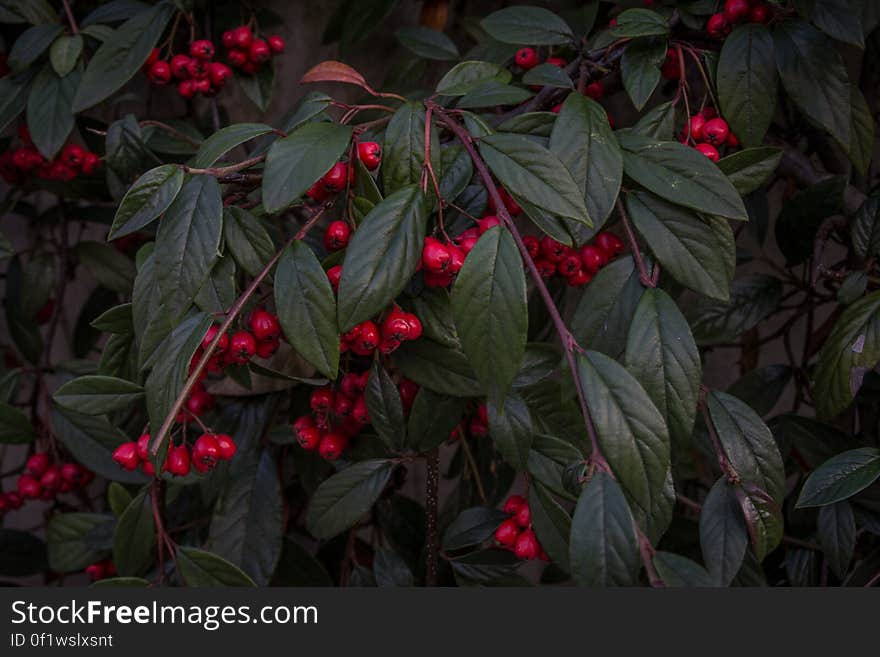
[617,198,656,287]
[180,154,266,177]
[425,448,440,586]
[150,202,332,455]
[61,0,78,34]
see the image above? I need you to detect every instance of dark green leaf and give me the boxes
[112,488,155,576]
[775,176,845,266]
[275,241,339,379]
[735,482,783,561]
[396,26,459,60]
[191,123,273,168]
[487,393,533,470]
[49,34,83,77]
[53,408,146,484]
[442,507,509,551]
[274,538,333,586]
[238,61,274,112]
[406,389,466,452]
[810,0,864,48]
[306,459,394,539]
[716,148,783,195]
[727,364,793,417]
[699,477,748,586]
[480,6,574,45]
[381,102,440,194]
[796,447,880,507]
[652,552,713,587]
[529,482,571,572]
[47,513,114,573]
[75,241,136,293]
[366,360,406,451]
[223,206,275,278]
[818,501,856,579]
[621,38,666,111]
[176,546,256,587]
[391,339,482,397]
[195,255,236,314]
[53,375,143,415]
[8,23,63,72]
[436,60,511,95]
[628,101,675,140]
[374,549,414,586]
[457,81,533,109]
[609,8,670,38]
[26,64,80,160]
[852,194,880,260]
[0,402,36,444]
[109,164,184,240]
[522,63,574,89]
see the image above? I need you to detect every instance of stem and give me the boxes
[61,0,78,34]
[425,448,440,586]
[140,120,202,148]
[181,154,265,177]
[150,202,332,456]
[459,437,487,506]
[616,198,656,287]
[699,389,740,483]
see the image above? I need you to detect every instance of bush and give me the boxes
[1,0,879,588]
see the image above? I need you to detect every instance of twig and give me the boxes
[181,154,266,177]
[61,0,78,34]
[459,437,487,506]
[425,448,440,586]
[616,198,656,287]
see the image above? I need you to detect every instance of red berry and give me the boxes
[148,60,171,85]
[595,231,625,256]
[178,79,196,99]
[310,387,335,414]
[580,244,609,273]
[584,81,603,100]
[514,529,540,560]
[228,48,248,69]
[229,330,257,363]
[349,321,380,356]
[523,235,540,259]
[352,395,370,424]
[504,494,526,515]
[112,442,140,471]
[495,518,520,546]
[318,433,347,461]
[249,39,271,63]
[297,426,322,450]
[267,35,285,54]
[515,47,539,70]
[167,446,191,476]
[141,460,156,476]
[404,313,422,340]
[540,236,566,263]
[192,78,211,95]
[535,258,556,278]
[185,386,215,417]
[144,48,159,70]
[60,143,85,169]
[322,162,348,193]
[231,26,253,49]
[255,338,279,359]
[695,143,720,162]
[222,30,235,48]
[190,39,215,60]
[85,562,106,581]
[17,474,41,498]
[455,228,480,255]
[478,215,501,234]
[39,466,61,492]
[748,3,770,23]
[326,265,342,291]
[551,103,562,114]
[703,118,730,145]
[706,13,730,39]
[170,54,191,79]
[215,434,237,460]
[357,141,382,170]
[192,434,221,472]
[725,131,740,148]
[515,503,531,527]
[202,325,229,352]
[81,152,101,174]
[546,57,566,68]
[381,310,414,342]
[60,463,85,486]
[557,252,582,277]
[422,237,452,273]
[208,62,232,87]
[686,114,707,142]
[136,433,151,461]
[25,453,49,477]
[249,309,281,342]
[323,220,351,251]
[723,0,750,23]
[306,181,329,203]
[398,378,419,411]
[186,57,209,80]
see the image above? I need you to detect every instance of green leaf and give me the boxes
[436,60,511,95]
[262,122,353,213]
[773,20,850,149]
[195,255,235,314]
[570,256,644,358]
[392,339,482,396]
[50,34,83,77]
[53,408,146,484]
[176,547,257,587]
[53,375,144,415]
[716,147,782,196]
[112,488,155,576]
[73,2,174,111]
[735,482,783,561]
[0,72,33,134]
[191,123,273,168]
[275,241,339,379]
[852,194,880,260]
[48,513,114,573]
[381,102,440,195]
[621,37,666,111]
[438,145,473,206]
[813,291,880,419]
[396,26,459,60]
[809,0,864,48]
[796,447,880,507]
[457,81,533,109]
[609,8,670,38]
[652,552,713,587]
[91,577,151,588]
[618,133,748,221]
[775,176,845,266]
[155,175,223,320]
[75,241,136,293]
[238,60,274,112]
[685,273,783,346]
[452,226,527,405]
[529,482,571,573]
[442,507,509,551]
[576,351,672,540]
[708,391,785,501]
[337,185,427,331]
[521,63,574,89]
[479,132,591,225]
[208,448,283,586]
[841,84,873,176]
[625,192,734,300]
[818,501,856,579]
[717,25,777,147]
[107,482,132,517]
[0,401,37,444]
[0,529,48,576]
[306,459,394,539]
[569,471,640,586]
[366,360,406,451]
[8,23,63,72]
[406,389,466,452]
[374,549,414,586]
[628,100,675,140]
[26,64,80,160]
[549,93,622,233]
[699,477,748,586]
[223,207,275,278]
[480,6,574,45]
[624,288,701,448]
[487,393,533,470]
[275,538,333,586]
[109,164,184,240]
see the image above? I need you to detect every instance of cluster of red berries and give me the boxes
[707,0,771,39]
[85,559,117,582]
[306,142,382,204]
[221,26,284,75]
[494,495,548,561]
[524,231,624,287]
[112,432,237,477]
[143,42,233,99]
[450,402,489,440]
[341,307,423,357]
[679,109,738,162]
[516,47,606,102]
[0,453,93,515]
[0,125,100,186]
[293,376,419,461]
